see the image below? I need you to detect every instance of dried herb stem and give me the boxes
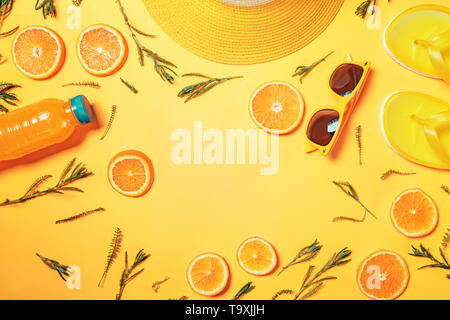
[441,185,450,195]
[62,81,101,89]
[272,289,294,300]
[294,247,352,300]
[355,0,390,19]
[120,78,138,94]
[178,73,243,103]
[116,249,151,300]
[36,253,71,281]
[0,82,21,113]
[116,0,177,84]
[0,158,93,207]
[99,227,123,287]
[381,170,416,180]
[292,51,334,83]
[232,282,255,300]
[278,240,322,276]
[100,105,117,141]
[72,0,82,6]
[35,0,56,19]
[332,181,376,221]
[152,277,170,293]
[0,25,18,37]
[409,245,450,273]
[355,125,362,166]
[442,227,450,250]
[55,207,104,224]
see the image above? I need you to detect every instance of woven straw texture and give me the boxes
[142,0,344,65]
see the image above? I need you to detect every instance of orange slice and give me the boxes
[357,250,409,300]
[237,237,277,275]
[187,253,229,296]
[390,188,438,237]
[249,82,304,134]
[77,24,128,76]
[12,26,65,80]
[108,150,154,197]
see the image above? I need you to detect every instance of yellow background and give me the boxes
[0,0,449,300]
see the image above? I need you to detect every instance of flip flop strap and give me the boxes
[413,110,450,164]
[415,31,450,84]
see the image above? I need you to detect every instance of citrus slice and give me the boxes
[77,24,128,76]
[237,237,277,275]
[108,150,154,197]
[390,188,438,237]
[357,250,409,300]
[187,253,229,296]
[249,82,304,134]
[12,26,65,80]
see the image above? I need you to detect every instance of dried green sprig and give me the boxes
[0,158,93,207]
[116,0,176,84]
[55,207,104,224]
[100,105,117,141]
[355,0,390,19]
[232,282,255,300]
[278,240,322,276]
[178,73,243,103]
[116,249,151,300]
[0,25,18,38]
[36,253,71,281]
[62,82,101,89]
[442,227,450,250]
[0,82,21,113]
[381,170,416,180]
[272,289,294,300]
[152,277,170,293]
[35,0,56,19]
[99,227,123,288]
[292,51,334,84]
[355,125,362,166]
[120,78,138,94]
[332,181,376,221]
[441,185,450,195]
[294,247,352,300]
[409,245,449,276]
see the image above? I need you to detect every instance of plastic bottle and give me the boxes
[0,95,94,161]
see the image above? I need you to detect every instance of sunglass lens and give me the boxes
[307,109,340,146]
[330,63,364,97]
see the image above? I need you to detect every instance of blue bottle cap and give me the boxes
[70,95,94,124]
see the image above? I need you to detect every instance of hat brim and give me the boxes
[143,0,344,65]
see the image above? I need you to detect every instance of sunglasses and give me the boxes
[305,55,371,156]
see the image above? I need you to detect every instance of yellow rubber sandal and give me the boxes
[381,91,450,170]
[384,5,450,83]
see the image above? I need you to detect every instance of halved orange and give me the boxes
[77,24,128,76]
[249,81,304,134]
[237,237,277,275]
[12,26,65,80]
[390,188,438,238]
[187,253,229,296]
[108,150,154,197]
[357,250,409,300]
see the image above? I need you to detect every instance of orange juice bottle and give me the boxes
[0,95,94,161]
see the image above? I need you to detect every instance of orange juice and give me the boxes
[0,95,94,161]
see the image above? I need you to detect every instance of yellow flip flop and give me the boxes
[384,5,450,84]
[381,91,450,170]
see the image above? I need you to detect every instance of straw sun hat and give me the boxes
[142,0,344,65]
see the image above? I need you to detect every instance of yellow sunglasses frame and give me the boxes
[305,54,371,156]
